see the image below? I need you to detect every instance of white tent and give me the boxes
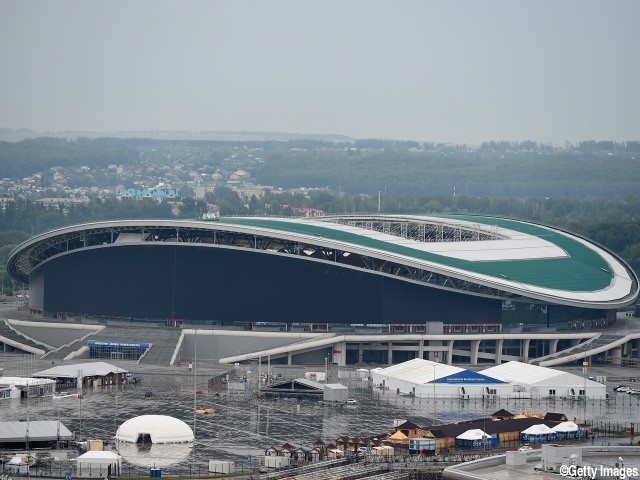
[522,424,555,435]
[480,361,607,399]
[552,421,580,433]
[7,456,29,474]
[371,358,509,398]
[115,415,194,443]
[551,421,583,440]
[77,451,122,478]
[456,429,492,441]
[116,441,192,467]
[456,429,497,449]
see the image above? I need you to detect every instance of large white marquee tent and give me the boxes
[371,358,510,398]
[372,359,606,399]
[480,361,606,399]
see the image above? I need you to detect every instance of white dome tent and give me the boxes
[115,415,194,444]
[116,442,192,468]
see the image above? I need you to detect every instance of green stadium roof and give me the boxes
[7,215,638,308]
[217,215,636,303]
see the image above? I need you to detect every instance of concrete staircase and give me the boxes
[137,329,182,365]
[0,319,50,354]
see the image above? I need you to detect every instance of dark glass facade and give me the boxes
[29,243,611,329]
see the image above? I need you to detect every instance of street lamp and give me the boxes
[325,356,328,381]
[432,364,437,423]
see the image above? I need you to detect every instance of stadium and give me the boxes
[7,214,638,334]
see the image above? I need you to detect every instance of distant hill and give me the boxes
[0,128,353,143]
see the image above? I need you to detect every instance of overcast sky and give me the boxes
[1,1,638,144]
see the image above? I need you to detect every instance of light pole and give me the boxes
[432,364,437,423]
[325,356,328,381]
[483,417,487,451]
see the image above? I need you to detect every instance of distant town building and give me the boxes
[36,196,90,210]
[194,184,215,200]
[118,188,179,202]
[202,204,220,220]
[292,207,325,217]
[232,184,273,200]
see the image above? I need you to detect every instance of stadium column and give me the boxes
[495,338,504,364]
[447,340,454,365]
[339,341,347,366]
[522,338,531,363]
[549,338,559,354]
[470,340,480,365]
[387,342,393,365]
[609,346,622,366]
[418,338,424,360]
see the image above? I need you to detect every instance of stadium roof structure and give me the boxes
[7,214,638,309]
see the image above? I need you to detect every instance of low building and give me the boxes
[32,362,128,389]
[395,420,421,438]
[323,383,348,403]
[0,376,56,398]
[409,438,436,454]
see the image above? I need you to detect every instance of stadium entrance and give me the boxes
[88,340,150,360]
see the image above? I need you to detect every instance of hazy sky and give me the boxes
[1,1,638,144]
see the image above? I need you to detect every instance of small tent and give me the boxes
[7,456,29,474]
[76,451,122,478]
[455,429,497,450]
[388,430,409,444]
[552,421,583,441]
[521,424,557,444]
